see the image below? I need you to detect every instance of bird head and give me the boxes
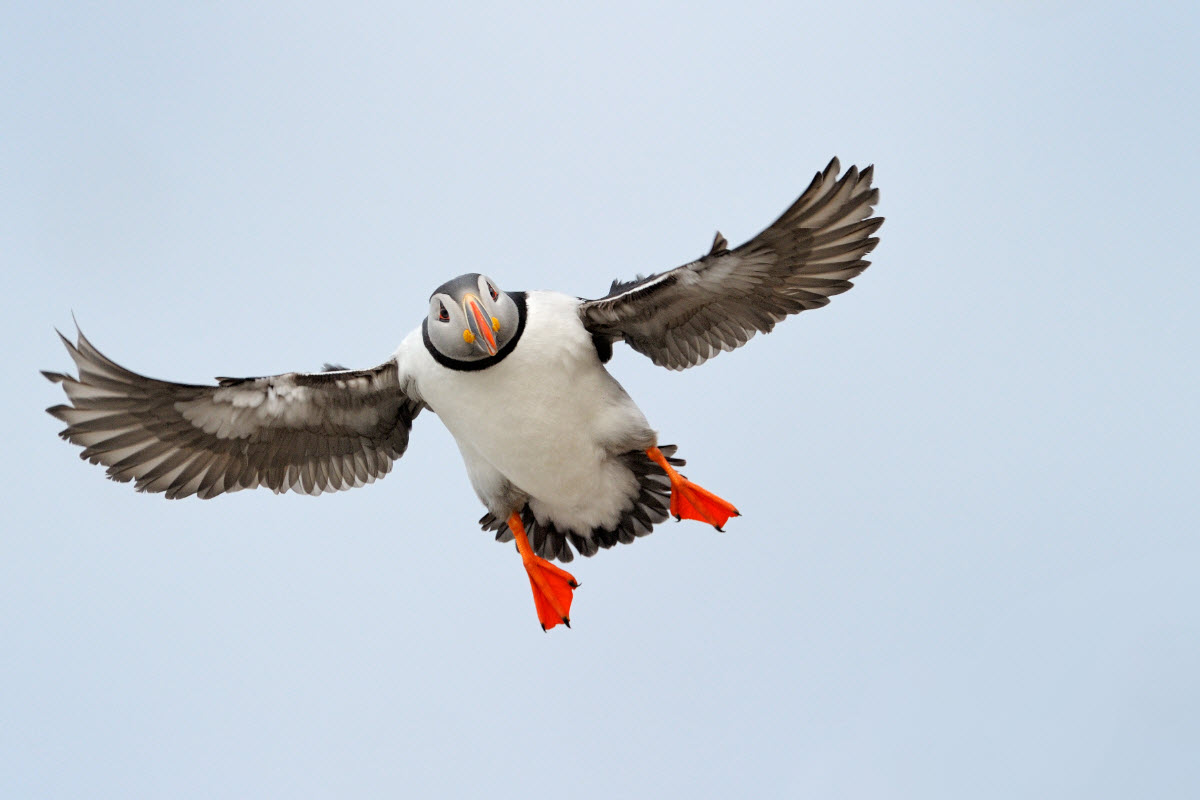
[425,273,521,362]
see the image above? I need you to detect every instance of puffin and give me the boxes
[44,157,881,630]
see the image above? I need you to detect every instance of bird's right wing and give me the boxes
[44,328,424,499]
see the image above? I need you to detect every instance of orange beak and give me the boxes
[463,295,498,356]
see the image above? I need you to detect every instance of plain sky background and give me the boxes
[3,3,1197,798]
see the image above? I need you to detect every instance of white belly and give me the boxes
[400,291,655,533]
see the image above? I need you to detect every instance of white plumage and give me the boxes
[401,291,655,535]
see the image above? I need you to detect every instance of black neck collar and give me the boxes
[422,291,528,372]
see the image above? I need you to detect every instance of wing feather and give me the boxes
[579,157,883,370]
[44,329,423,499]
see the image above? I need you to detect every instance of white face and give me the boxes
[425,274,521,362]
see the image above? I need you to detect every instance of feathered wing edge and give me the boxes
[43,328,422,499]
[579,157,883,370]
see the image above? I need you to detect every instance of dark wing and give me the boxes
[578,157,882,370]
[44,328,424,499]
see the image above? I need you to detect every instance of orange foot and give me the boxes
[646,446,741,531]
[509,512,578,631]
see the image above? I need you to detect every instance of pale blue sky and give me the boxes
[3,3,1198,798]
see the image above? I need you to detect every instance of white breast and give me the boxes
[398,291,656,533]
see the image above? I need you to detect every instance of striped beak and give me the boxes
[462,294,498,356]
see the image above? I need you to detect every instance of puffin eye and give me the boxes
[437,303,449,322]
[488,283,498,301]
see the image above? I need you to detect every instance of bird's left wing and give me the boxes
[578,157,882,370]
[44,328,423,499]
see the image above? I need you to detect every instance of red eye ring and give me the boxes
[488,284,498,301]
[438,303,449,322]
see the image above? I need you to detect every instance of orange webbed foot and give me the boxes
[508,512,578,631]
[668,477,741,530]
[646,447,741,531]
[524,555,578,631]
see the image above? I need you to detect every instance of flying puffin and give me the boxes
[44,157,882,630]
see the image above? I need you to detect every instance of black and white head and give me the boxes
[423,273,524,367]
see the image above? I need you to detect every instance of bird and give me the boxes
[44,157,882,630]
